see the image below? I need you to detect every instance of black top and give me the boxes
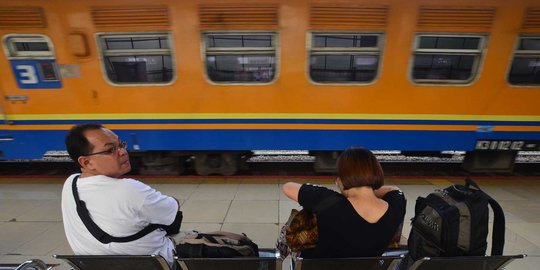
[298,184,406,258]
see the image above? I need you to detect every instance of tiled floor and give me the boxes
[1,176,539,269]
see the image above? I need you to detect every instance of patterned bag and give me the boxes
[276,194,341,258]
[388,220,404,248]
[276,209,318,258]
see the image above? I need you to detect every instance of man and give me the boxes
[61,123,182,267]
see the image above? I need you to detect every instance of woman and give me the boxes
[282,147,406,258]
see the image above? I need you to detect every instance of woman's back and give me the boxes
[298,184,405,258]
[280,147,406,258]
[346,186,389,223]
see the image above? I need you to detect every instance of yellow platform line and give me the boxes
[427,179,455,186]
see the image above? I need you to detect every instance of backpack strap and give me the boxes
[487,195,505,255]
[197,233,220,244]
[465,178,481,190]
[71,175,182,244]
[465,178,505,255]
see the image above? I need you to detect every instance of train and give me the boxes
[1,0,539,175]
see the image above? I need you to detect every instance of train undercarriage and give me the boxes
[126,149,524,176]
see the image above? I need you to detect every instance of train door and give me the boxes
[0,34,61,159]
[0,78,13,159]
[2,34,61,89]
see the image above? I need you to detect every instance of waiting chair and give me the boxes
[407,254,525,270]
[175,248,282,270]
[53,254,171,270]
[0,259,52,270]
[292,256,404,270]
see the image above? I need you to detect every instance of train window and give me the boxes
[97,33,174,84]
[4,35,54,58]
[411,35,485,84]
[508,36,540,85]
[204,33,276,83]
[309,33,382,84]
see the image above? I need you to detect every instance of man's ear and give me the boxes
[78,156,92,170]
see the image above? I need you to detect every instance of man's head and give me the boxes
[65,123,131,178]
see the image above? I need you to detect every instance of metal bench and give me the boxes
[54,249,281,270]
[407,254,526,270]
[53,254,171,270]
[175,248,282,270]
[291,256,404,270]
[0,259,53,270]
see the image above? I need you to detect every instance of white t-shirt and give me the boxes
[61,173,179,267]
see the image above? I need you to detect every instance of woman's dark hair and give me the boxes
[337,147,384,190]
[65,123,103,167]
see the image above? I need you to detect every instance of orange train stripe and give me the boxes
[493,126,540,132]
[1,124,475,131]
[106,124,480,131]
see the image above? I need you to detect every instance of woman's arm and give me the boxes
[373,185,401,198]
[282,182,302,202]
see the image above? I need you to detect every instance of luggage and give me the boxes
[276,208,318,258]
[176,231,259,258]
[276,194,341,258]
[408,178,505,260]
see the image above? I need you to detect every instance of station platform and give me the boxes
[1,176,539,269]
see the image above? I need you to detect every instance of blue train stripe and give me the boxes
[1,129,539,160]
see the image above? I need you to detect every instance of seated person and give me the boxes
[282,147,406,258]
[61,123,182,268]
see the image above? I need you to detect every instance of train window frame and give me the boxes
[507,35,540,87]
[307,32,384,85]
[410,33,487,85]
[202,31,279,85]
[2,34,55,59]
[96,32,176,86]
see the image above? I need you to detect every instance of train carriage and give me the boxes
[0,0,539,175]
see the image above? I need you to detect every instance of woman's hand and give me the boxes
[373,185,401,198]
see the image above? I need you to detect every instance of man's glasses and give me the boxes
[87,141,128,156]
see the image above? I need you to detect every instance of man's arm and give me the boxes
[162,209,183,235]
[134,179,183,233]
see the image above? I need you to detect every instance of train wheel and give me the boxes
[313,151,340,173]
[139,151,185,175]
[462,150,517,173]
[194,152,239,176]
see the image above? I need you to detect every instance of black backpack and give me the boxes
[408,178,505,260]
[176,231,259,258]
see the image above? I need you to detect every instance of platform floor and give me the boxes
[1,176,539,269]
